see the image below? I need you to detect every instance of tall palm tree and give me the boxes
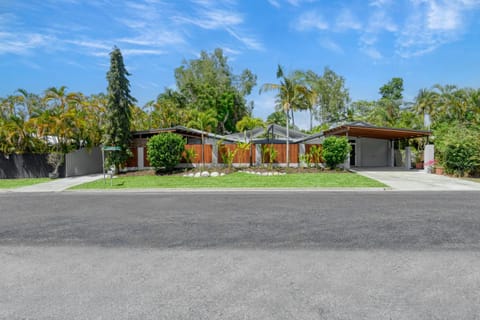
[187,109,218,169]
[260,65,308,167]
[294,70,323,131]
[414,88,438,128]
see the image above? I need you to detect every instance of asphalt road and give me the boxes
[1,191,480,319]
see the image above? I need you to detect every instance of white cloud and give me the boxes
[361,46,383,59]
[367,9,397,33]
[396,0,480,58]
[0,31,52,55]
[426,1,462,31]
[335,9,362,31]
[294,11,329,31]
[226,28,264,51]
[267,0,281,7]
[319,38,344,54]
[122,48,165,56]
[369,0,393,7]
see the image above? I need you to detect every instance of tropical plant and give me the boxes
[261,144,278,169]
[183,147,197,165]
[308,145,323,168]
[260,65,308,166]
[322,136,351,169]
[147,133,186,172]
[221,147,237,171]
[187,109,218,169]
[235,115,264,132]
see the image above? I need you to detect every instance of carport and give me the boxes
[323,122,431,168]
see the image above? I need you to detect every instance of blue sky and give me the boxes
[1,0,480,129]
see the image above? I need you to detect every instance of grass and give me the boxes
[72,172,386,189]
[0,178,50,189]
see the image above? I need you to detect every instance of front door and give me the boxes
[349,141,356,166]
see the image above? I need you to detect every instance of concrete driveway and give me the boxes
[353,167,480,191]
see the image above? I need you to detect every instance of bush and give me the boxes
[433,124,480,176]
[322,136,351,169]
[444,141,480,176]
[147,133,186,172]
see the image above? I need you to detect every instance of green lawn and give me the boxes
[0,178,50,189]
[72,172,386,189]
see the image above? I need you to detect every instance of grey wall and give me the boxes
[359,138,389,167]
[0,153,64,179]
[65,147,102,177]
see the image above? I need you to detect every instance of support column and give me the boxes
[390,140,395,167]
[405,146,411,170]
[255,144,262,166]
[299,144,306,167]
[138,147,144,169]
[212,142,218,166]
[424,144,435,173]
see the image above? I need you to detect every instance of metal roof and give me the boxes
[323,122,431,140]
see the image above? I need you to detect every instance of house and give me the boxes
[127,122,431,170]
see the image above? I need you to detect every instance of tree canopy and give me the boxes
[174,48,257,134]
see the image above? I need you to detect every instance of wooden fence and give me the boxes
[181,144,212,164]
[127,142,322,168]
[218,144,255,164]
[261,144,299,163]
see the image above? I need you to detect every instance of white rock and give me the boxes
[210,172,219,177]
[267,172,273,176]
[273,172,279,176]
[262,172,269,176]
[256,172,262,175]
[194,172,201,178]
[201,171,210,177]
[220,173,226,176]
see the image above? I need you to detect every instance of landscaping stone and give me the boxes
[194,172,201,178]
[210,172,219,177]
[201,171,210,177]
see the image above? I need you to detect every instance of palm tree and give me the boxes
[187,109,218,169]
[235,115,264,133]
[42,86,82,153]
[260,65,308,167]
[414,88,438,128]
[294,70,323,131]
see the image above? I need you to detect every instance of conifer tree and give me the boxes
[104,46,136,170]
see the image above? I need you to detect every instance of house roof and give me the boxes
[131,122,430,145]
[225,124,308,143]
[323,122,431,140]
[131,126,238,142]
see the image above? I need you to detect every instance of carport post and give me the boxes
[405,147,411,169]
[390,140,395,167]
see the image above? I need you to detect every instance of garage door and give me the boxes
[360,138,388,167]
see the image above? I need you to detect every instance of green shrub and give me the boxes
[433,124,480,176]
[322,136,351,169]
[147,133,186,172]
[444,141,480,176]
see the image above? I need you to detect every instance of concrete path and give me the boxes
[12,174,104,192]
[353,167,480,191]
